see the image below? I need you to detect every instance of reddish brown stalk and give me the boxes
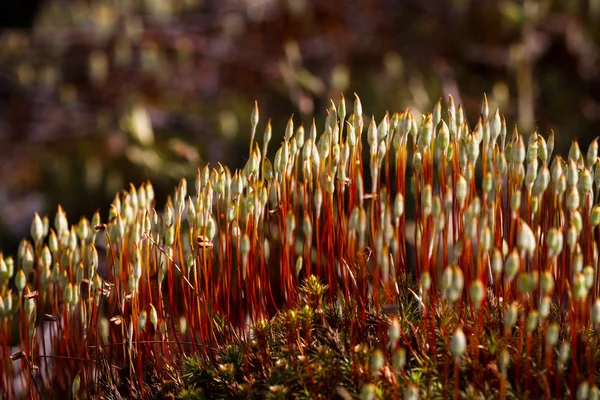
[524,331,532,394]
[453,358,460,400]
[514,315,524,395]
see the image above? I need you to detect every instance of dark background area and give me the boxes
[0,1,43,29]
[0,0,599,255]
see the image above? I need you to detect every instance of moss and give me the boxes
[1,94,599,399]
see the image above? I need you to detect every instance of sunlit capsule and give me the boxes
[469,279,484,307]
[437,120,450,152]
[567,159,579,186]
[590,386,600,400]
[388,317,401,348]
[566,186,580,211]
[420,271,431,292]
[578,168,593,194]
[360,384,376,400]
[532,164,550,196]
[526,310,539,332]
[456,175,468,206]
[540,270,555,294]
[577,381,590,400]
[450,327,466,358]
[517,220,536,257]
[504,302,519,328]
[421,184,432,217]
[517,272,534,294]
[504,250,520,283]
[511,136,526,165]
[15,269,26,293]
[569,140,581,163]
[584,266,595,290]
[539,296,551,320]
[592,299,600,326]
[527,136,538,164]
[441,266,453,292]
[537,135,548,162]
[511,190,521,213]
[393,347,406,371]
[546,323,559,347]
[573,272,588,300]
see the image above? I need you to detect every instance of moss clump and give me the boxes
[1,94,600,399]
[179,275,422,399]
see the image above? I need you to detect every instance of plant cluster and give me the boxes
[2,94,600,399]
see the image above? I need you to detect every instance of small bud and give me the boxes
[499,348,510,374]
[241,233,251,260]
[577,381,590,400]
[579,168,594,194]
[388,317,401,348]
[511,190,521,214]
[551,158,563,186]
[511,136,526,165]
[566,186,580,211]
[338,94,346,122]
[412,150,422,171]
[539,296,551,320]
[525,310,539,333]
[504,302,519,328]
[567,226,579,251]
[31,212,44,243]
[546,130,555,160]
[591,386,600,400]
[360,384,376,400]
[546,323,559,347]
[138,310,147,331]
[393,347,407,371]
[479,226,491,253]
[456,175,468,206]
[64,282,73,304]
[584,266,595,290]
[569,141,581,163]
[532,164,550,196]
[441,266,453,292]
[419,271,431,293]
[393,193,404,219]
[525,158,538,188]
[567,159,579,187]
[72,371,81,397]
[538,135,548,162]
[559,342,570,365]
[517,220,536,257]
[149,304,158,329]
[482,172,493,194]
[517,272,534,294]
[3,291,12,316]
[592,205,600,227]
[450,327,467,359]
[452,266,464,293]
[403,385,419,400]
[591,300,600,327]
[546,227,563,258]
[491,248,503,279]
[504,250,520,283]
[437,121,450,152]
[421,184,432,217]
[573,272,588,300]
[370,349,385,374]
[15,269,26,293]
[540,270,555,294]
[470,279,485,307]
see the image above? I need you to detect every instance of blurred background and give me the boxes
[0,0,599,254]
